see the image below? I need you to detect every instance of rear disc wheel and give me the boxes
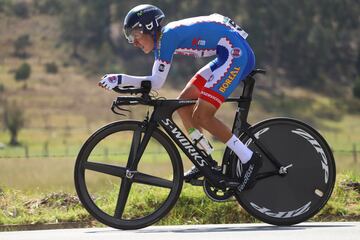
[235,118,336,225]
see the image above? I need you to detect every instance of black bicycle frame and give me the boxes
[130,99,227,189]
[116,70,285,189]
[224,75,284,171]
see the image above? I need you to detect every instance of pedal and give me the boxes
[224,181,240,188]
[188,179,204,186]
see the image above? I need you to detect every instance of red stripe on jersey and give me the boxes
[190,74,207,90]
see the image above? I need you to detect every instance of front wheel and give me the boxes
[235,118,336,225]
[74,121,183,230]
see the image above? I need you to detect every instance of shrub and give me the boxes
[12,1,29,18]
[34,0,62,15]
[15,63,31,81]
[0,0,11,13]
[353,78,360,99]
[3,101,24,146]
[14,34,31,58]
[0,83,4,92]
[45,62,58,74]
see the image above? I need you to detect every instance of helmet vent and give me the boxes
[145,22,154,30]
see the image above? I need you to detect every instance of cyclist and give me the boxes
[99,4,262,191]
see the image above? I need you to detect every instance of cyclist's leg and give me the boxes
[192,37,261,189]
[192,99,231,143]
[177,80,202,132]
[181,64,217,181]
[194,37,253,147]
[177,63,213,132]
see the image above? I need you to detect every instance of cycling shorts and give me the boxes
[190,34,255,108]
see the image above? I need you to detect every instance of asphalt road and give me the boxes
[0,222,359,240]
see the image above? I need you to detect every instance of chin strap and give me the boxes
[153,31,158,60]
[153,28,163,60]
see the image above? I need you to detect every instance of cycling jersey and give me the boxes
[121,13,255,108]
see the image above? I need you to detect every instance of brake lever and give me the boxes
[111,105,126,116]
[115,104,131,113]
[111,102,131,116]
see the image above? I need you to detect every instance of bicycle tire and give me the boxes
[235,118,336,225]
[74,121,183,230]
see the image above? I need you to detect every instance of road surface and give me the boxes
[0,222,359,240]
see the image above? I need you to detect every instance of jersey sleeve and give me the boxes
[120,59,171,90]
[157,27,178,63]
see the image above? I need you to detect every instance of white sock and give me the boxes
[226,135,253,163]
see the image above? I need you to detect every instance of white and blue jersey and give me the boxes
[121,13,255,108]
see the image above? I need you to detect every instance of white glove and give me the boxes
[98,74,122,90]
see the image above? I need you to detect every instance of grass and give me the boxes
[0,12,360,229]
[0,107,360,191]
[0,190,88,225]
[0,173,358,227]
[313,172,360,221]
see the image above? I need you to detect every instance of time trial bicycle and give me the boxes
[74,69,336,230]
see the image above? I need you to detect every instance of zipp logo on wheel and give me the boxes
[291,128,329,184]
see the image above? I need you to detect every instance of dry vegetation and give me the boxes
[0,13,360,194]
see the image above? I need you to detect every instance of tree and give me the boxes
[60,0,112,57]
[3,102,24,146]
[0,0,11,13]
[34,0,62,15]
[243,0,359,91]
[354,78,360,99]
[14,34,31,58]
[45,62,58,74]
[15,63,31,81]
[60,1,84,58]
[58,1,359,93]
[12,1,29,18]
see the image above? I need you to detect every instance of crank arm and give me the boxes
[188,179,203,186]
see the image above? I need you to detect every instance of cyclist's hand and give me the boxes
[98,74,122,90]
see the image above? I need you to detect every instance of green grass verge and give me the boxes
[0,173,359,228]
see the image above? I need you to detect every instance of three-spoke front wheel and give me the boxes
[74,121,183,230]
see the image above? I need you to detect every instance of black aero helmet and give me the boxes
[123,4,165,43]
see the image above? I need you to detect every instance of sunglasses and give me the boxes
[124,27,144,44]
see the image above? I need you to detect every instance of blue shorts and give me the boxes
[190,33,255,108]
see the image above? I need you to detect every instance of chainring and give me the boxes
[203,179,234,202]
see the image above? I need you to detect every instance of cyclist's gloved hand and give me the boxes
[98,74,122,90]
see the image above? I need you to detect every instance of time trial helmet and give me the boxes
[123,4,165,43]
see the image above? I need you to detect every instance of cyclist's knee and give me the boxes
[177,84,200,100]
[177,85,199,118]
[192,111,213,127]
[192,100,217,126]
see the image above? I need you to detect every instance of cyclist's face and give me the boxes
[130,29,153,54]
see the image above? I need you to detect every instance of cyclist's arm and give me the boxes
[120,59,171,90]
[121,28,177,90]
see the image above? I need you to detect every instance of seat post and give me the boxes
[229,76,254,136]
[241,75,256,99]
[231,69,265,135]
[241,68,266,99]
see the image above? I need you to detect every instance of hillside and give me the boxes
[0,12,358,127]
[0,13,113,128]
[0,10,359,192]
